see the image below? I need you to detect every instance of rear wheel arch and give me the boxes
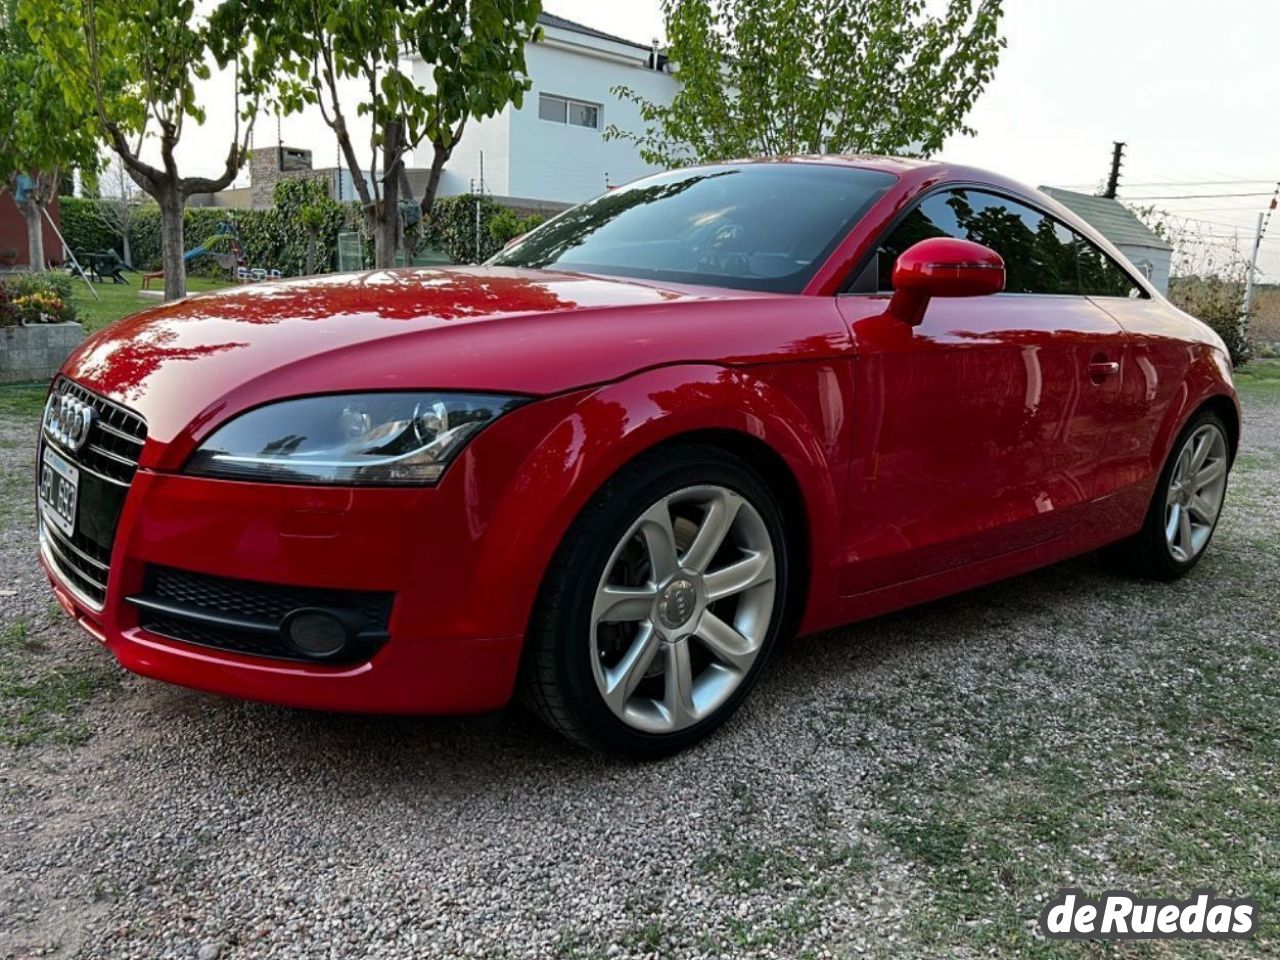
[1148,349,1240,472]
[1196,394,1240,459]
[1111,404,1232,580]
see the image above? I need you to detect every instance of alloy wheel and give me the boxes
[1165,423,1229,563]
[589,485,777,734]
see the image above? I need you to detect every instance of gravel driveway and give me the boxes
[1,375,1277,960]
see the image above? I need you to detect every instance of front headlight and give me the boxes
[185,392,528,485]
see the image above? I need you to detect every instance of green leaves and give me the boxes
[608,0,1005,166]
[0,0,99,186]
[233,0,540,265]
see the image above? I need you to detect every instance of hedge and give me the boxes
[423,194,544,264]
[58,183,543,278]
[58,197,123,259]
[59,179,363,279]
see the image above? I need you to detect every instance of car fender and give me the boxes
[1150,345,1240,474]
[463,362,850,644]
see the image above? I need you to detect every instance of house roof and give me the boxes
[1039,187,1172,251]
[538,12,658,54]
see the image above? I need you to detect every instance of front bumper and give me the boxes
[40,465,529,714]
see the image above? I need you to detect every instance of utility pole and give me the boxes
[1103,141,1126,199]
[1244,211,1264,323]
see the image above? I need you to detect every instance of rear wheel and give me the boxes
[521,445,789,757]
[1112,410,1231,580]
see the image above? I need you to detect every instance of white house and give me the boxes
[405,12,678,208]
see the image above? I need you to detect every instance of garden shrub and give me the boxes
[423,196,545,264]
[239,178,348,277]
[1170,276,1252,367]
[425,194,507,264]
[488,207,545,249]
[59,178,352,280]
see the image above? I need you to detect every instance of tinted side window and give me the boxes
[876,189,1082,296]
[875,192,959,291]
[1074,236,1142,298]
[950,191,1078,294]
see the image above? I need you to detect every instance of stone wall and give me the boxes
[0,322,84,384]
[249,146,322,209]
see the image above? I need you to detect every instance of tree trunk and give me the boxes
[373,199,391,268]
[21,196,45,271]
[420,143,451,219]
[306,229,318,275]
[158,189,187,301]
[374,126,405,269]
[122,231,133,269]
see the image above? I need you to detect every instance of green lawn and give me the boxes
[1236,357,1280,394]
[70,275,234,335]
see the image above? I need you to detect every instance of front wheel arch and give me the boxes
[626,428,811,642]
[464,364,844,654]
[519,441,794,755]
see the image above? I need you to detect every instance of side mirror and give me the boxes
[888,237,1005,326]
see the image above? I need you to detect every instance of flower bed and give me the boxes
[0,272,84,383]
[1,271,78,327]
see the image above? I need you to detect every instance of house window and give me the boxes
[538,94,567,123]
[569,102,599,129]
[538,93,601,130]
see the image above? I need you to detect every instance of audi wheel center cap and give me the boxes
[657,578,698,630]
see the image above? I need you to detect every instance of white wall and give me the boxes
[506,40,676,203]
[405,25,677,205]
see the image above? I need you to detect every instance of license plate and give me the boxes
[38,446,79,538]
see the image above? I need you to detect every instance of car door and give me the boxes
[1072,237,1180,503]
[834,187,1131,596]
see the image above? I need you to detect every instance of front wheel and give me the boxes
[520,445,789,758]
[1112,410,1232,580]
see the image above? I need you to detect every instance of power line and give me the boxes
[1053,179,1274,190]
[1120,191,1274,200]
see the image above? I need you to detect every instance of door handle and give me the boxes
[1087,359,1120,382]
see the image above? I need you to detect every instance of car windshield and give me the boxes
[489,163,897,293]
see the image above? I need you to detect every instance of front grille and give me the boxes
[130,566,394,665]
[54,378,147,484]
[38,378,147,607]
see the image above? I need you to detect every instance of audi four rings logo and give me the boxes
[44,393,95,452]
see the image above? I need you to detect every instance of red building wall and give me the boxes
[0,192,63,269]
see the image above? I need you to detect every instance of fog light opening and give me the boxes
[282,608,352,659]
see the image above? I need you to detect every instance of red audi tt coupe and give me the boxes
[37,156,1239,756]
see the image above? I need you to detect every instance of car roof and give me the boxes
[719,153,1027,186]
[703,154,1043,197]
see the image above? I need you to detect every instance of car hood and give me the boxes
[63,266,840,447]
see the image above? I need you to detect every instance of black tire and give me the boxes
[1109,408,1232,581]
[520,444,790,758]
